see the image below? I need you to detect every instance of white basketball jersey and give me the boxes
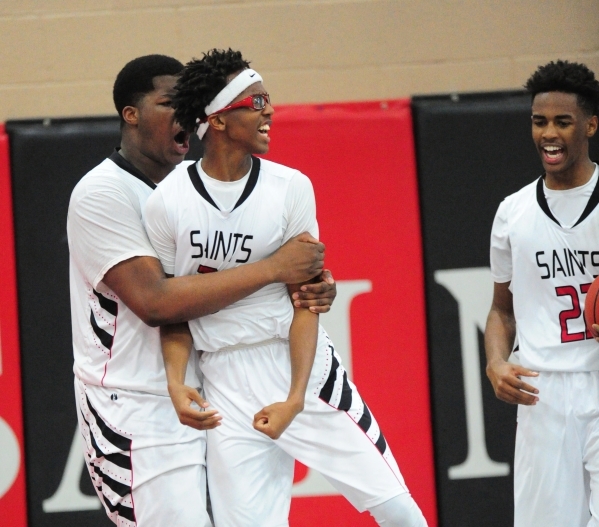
[144,156,318,352]
[491,170,599,372]
[68,152,200,394]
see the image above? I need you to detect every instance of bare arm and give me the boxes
[103,232,328,327]
[161,322,221,430]
[253,282,319,439]
[485,281,539,405]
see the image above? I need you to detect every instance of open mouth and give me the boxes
[542,145,564,164]
[258,124,270,136]
[174,130,190,153]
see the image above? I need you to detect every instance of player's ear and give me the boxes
[587,115,598,138]
[122,106,139,126]
[208,113,226,132]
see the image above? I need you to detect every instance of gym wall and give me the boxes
[0,0,597,121]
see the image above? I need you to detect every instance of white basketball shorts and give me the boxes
[200,328,410,527]
[74,376,211,527]
[515,371,599,527]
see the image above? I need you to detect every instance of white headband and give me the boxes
[196,68,263,139]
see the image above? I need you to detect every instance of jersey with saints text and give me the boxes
[491,166,599,372]
[144,156,318,352]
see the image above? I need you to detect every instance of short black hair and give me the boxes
[173,48,251,133]
[525,60,599,116]
[113,54,184,122]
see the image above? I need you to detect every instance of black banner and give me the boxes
[413,91,599,526]
[7,117,201,527]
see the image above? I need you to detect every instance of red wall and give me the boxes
[0,123,28,526]
[266,100,437,526]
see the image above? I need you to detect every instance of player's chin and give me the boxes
[253,140,270,155]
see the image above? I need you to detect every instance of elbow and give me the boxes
[139,311,164,328]
[136,303,174,327]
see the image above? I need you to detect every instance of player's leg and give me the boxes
[201,350,295,527]
[514,372,589,527]
[577,372,599,527]
[133,464,211,527]
[75,377,209,526]
[279,390,425,526]
[368,494,427,526]
[263,331,426,525]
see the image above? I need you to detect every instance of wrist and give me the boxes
[285,396,305,413]
[256,255,279,284]
[486,357,508,372]
[167,381,185,393]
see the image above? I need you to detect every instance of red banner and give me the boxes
[0,123,28,527]
[266,100,437,525]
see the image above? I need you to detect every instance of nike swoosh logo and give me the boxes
[250,73,256,77]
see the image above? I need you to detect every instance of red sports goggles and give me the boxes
[209,93,270,117]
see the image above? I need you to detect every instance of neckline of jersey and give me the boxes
[108,149,157,190]
[536,166,599,229]
[187,156,261,212]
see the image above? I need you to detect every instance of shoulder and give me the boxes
[258,157,302,182]
[71,158,144,201]
[500,177,539,212]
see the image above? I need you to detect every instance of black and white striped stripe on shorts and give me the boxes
[78,392,136,526]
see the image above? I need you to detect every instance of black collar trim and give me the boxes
[536,172,599,228]
[188,156,261,212]
[109,149,156,190]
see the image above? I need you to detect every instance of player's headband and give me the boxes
[196,68,263,139]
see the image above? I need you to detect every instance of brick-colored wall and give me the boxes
[0,0,598,121]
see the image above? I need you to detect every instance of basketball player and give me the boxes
[144,48,427,527]
[485,60,599,526]
[67,54,337,527]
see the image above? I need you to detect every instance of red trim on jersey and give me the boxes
[130,440,137,524]
[100,311,119,387]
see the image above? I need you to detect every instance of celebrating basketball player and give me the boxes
[143,48,428,527]
[485,60,599,526]
[67,54,337,527]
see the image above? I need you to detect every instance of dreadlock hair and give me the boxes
[525,60,599,116]
[113,54,184,125]
[173,48,251,133]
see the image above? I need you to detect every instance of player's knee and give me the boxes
[367,493,427,527]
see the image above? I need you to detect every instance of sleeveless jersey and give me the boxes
[144,156,318,352]
[67,152,200,394]
[491,168,599,372]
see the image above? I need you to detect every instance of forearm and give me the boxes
[287,308,319,409]
[484,307,516,367]
[161,323,194,387]
[148,259,277,326]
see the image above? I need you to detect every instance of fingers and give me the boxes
[178,408,222,430]
[320,269,335,285]
[592,324,599,341]
[295,232,324,247]
[170,385,222,430]
[513,366,539,378]
[297,282,335,297]
[188,389,210,409]
[292,295,330,313]
[493,375,539,405]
